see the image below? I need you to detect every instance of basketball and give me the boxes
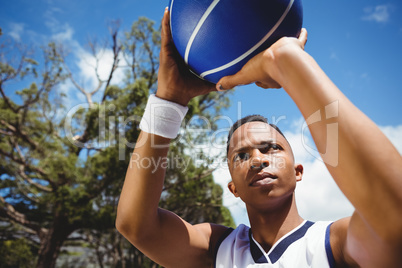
[169,0,303,84]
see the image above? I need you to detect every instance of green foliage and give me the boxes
[0,238,36,268]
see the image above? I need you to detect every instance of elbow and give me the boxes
[115,204,136,240]
[115,216,128,237]
[116,215,136,240]
[115,211,136,241]
[115,213,150,245]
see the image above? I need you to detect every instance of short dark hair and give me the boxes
[226,114,287,156]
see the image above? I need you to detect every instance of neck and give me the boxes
[246,193,303,253]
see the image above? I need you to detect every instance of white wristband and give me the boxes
[139,94,189,139]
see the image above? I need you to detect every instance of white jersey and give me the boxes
[215,220,335,268]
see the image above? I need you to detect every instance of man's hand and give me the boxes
[156,7,216,106]
[216,28,308,91]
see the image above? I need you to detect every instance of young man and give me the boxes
[116,8,402,267]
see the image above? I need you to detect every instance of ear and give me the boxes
[295,164,303,182]
[228,181,240,198]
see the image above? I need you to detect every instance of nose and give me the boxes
[250,151,269,170]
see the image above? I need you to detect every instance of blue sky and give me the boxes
[1,0,401,225]
[2,0,401,125]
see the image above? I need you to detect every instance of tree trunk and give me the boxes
[36,220,72,268]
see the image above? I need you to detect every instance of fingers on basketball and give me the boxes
[298,28,308,49]
[162,8,172,47]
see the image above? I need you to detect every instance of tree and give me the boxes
[0,237,36,267]
[0,17,234,267]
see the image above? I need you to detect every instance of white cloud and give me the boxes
[380,125,402,154]
[214,119,402,226]
[51,24,74,42]
[57,79,87,109]
[286,121,354,222]
[295,160,354,222]
[74,48,126,102]
[213,166,250,226]
[42,5,74,43]
[28,12,125,109]
[8,23,24,41]
[362,5,392,23]
[44,7,64,32]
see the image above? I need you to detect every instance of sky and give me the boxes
[1,0,401,226]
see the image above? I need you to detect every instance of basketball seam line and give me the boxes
[184,0,221,64]
[199,0,295,79]
[169,0,175,39]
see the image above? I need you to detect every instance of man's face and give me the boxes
[227,122,303,210]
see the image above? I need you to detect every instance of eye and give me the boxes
[271,143,282,150]
[260,143,283,153]
[234,152,250,162]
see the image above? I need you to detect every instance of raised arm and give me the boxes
[116,8,226,267]
[217,31,402,266]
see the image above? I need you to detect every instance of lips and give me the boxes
[250,171,278,186]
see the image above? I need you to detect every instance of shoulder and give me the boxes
[213,223,247,248]
[332,213,402,267]
[330,217,359,267]
[194,222,233,243]
[194,223,233,261]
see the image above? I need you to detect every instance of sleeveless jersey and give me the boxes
[215,220,335,268]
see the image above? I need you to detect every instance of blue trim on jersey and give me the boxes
[249,229,268,263]
[269,221,314,263]
[214,227,234,268]
[249,221,315,264]
[325,222,336,268]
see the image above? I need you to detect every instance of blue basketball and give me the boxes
[169,0,303,84]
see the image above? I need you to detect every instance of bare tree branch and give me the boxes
[17,165,52,192]
[0,195,41,233]
[15,175,40,204]
[143,40,157,89]
[102,21,122,103]
[87,39,106,98]
[0,119,41,152]
[14,141,26,162]
[0,119,16,132]
[0,147,54,188]
[64,64,95,106]
[0,129,13,136]
[0,43,28,83]
[0,85,18,113]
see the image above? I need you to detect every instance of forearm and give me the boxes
[116,131,170,240]
[274,47,402,237]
